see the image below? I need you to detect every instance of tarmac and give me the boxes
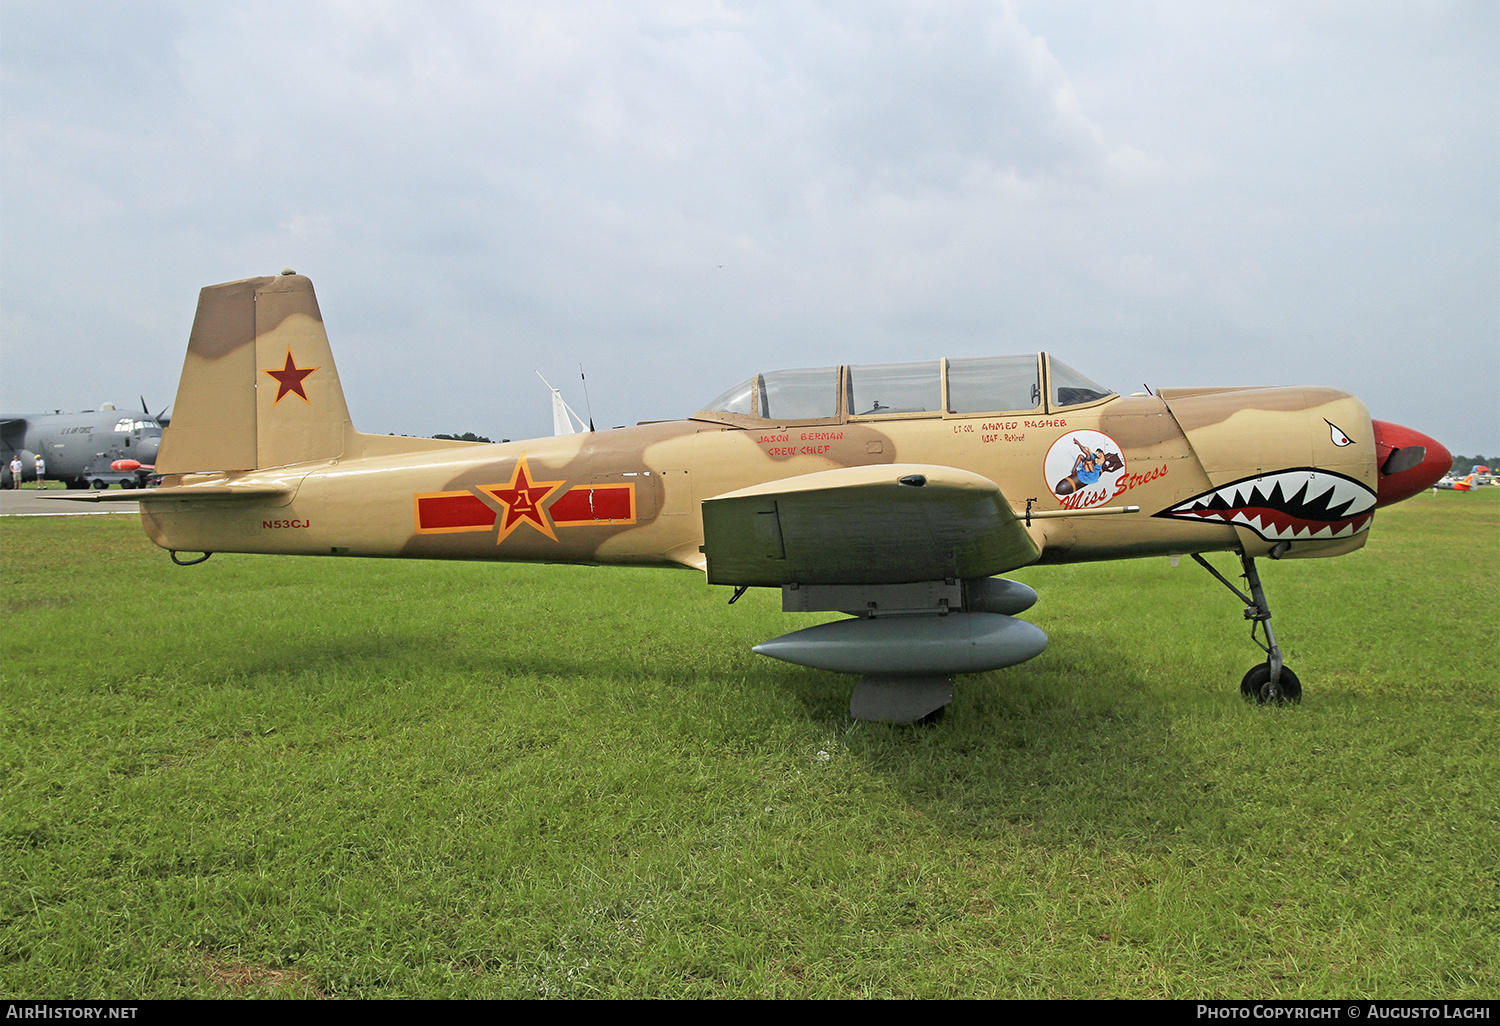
[0,488,140,516]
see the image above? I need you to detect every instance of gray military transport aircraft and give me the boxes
[1,404,165,489]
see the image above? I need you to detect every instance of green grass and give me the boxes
[2,491,1496,998]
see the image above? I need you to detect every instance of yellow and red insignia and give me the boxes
[264,349,317,405]
[479,454,565,542]
[548,482,635,525]
[412,457,639,542]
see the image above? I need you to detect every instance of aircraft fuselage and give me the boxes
[143,384,1415,572]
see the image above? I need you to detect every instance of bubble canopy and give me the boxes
[695,354,1114,425]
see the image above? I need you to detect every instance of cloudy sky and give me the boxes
[3,1,1496,454]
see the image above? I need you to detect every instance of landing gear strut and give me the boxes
[1192,552,1302,705]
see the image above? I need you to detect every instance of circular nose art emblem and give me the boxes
[1045,430,1126,509]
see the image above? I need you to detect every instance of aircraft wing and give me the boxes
[701,463,1041,587]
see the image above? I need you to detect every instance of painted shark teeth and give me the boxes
[1154,468,1376,542]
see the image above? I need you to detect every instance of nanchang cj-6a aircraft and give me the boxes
[55,272,1452,722]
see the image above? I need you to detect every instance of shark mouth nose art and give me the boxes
[1154,469,1376,542]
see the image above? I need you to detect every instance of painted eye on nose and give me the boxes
[1325,420,1353,447]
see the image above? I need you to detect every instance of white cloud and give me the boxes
[1,0,1494,452]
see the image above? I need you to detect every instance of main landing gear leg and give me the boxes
[1191,552,1303,705]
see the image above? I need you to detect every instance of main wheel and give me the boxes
[1240,663,1302,705]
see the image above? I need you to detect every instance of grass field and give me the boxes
[2,491,1496,999]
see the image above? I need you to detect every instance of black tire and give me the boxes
[91,479,108,490]
[1240,663,1302,705]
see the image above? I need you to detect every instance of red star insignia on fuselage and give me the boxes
[480,454,564,542]
[264,350,318,404]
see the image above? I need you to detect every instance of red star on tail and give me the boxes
[264,350,317,404]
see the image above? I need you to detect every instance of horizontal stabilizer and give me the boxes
[36,483,293,503]
[701,463,1041,586]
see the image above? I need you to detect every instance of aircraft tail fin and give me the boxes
[536,371,590,436]
[157,273,354,474]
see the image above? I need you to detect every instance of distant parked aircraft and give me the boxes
[537,371,591,436]
[1,403,165,488]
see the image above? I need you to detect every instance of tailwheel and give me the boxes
[1240,663,1302,705]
